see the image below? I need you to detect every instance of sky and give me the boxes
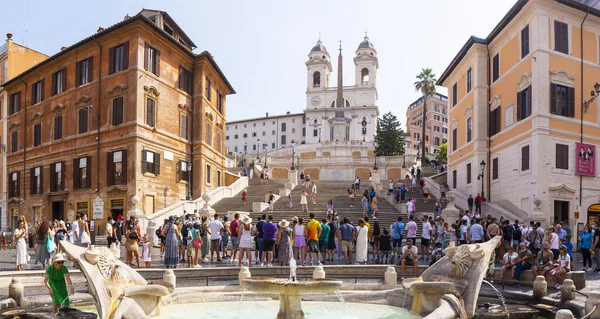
[1,0,518,126]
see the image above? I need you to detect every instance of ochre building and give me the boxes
[2,10,234,233]
[405,93,448,156]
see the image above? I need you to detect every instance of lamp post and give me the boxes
[291,140,296,170]
[373,140,378,171]
[478,160,486,202]
[583,82,600,112]
[361,118,367,141]
[256,138,260,160]
[263,143,268,169]
[186,163,193,200]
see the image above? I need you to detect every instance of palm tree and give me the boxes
[414,68,437,161]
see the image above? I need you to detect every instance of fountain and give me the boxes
[243,258,344,319]
[402,236,502,319]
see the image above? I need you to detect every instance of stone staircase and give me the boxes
[211,177,285,215]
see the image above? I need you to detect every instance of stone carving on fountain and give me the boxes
[402,236,502,319]
[61,241,173,319]
[442,192,460,222]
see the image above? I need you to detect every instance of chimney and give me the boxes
[6,33,13,40]
[286,111,290,115]
[60,46,68,51]
[97,27,105,33]
[123,14,131,21]
[266,112,269,117]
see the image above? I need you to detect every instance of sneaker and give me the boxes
[194,264,203,268]
[261,263,265,267]
[310,261,313,266]
[555,284,561,290]
[267,263,273,267]
[318,262,323,266]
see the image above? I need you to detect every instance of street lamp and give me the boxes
[477,160,486,202]
[257,138,260,160]
[186,163,193,200]
[583,82,600,112]
[318,128,321,142]
[291,140,296,170]
[263,143,269,169]
[373,140,378,171]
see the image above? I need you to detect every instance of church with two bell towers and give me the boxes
[225,35,380,155]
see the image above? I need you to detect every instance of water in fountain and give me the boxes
[402,287,408,308]
[289,258,297,282]
[482,280,509,318]
[240,287,245,302]
[335,289,345,303]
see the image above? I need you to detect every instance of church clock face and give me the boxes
[311,96,321,106]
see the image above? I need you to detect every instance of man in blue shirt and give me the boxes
[392,216,405,263]
[400,186,407,203]
[469,218,485,243]
[338,218,356,265]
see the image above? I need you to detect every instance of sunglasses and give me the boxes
[56,261,64,265]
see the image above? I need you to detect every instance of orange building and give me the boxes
[2,10,234,233]
[438,0,600,225]
[405,93,448,156]
[0,34,48,230]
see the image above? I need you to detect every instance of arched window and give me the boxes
[281,123,286,132]
[234,146,238,152]
[361,68,370,85]
[272,143,275,149]
[330,98,351,108]
[313,71,321,87]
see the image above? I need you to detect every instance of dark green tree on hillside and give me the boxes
[374,112,405,156]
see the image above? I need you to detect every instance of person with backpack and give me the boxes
[512,221,522,249]
[502,220,514,254]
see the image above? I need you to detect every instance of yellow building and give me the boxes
[438,0,600,226]
[0,34,48,230]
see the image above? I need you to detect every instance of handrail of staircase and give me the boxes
[141,175,249,223]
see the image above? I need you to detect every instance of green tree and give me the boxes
[374,112,405,156]
[414,68,437,157]
[435,143,447,164]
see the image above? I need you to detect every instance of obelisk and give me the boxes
[332,41,348,141]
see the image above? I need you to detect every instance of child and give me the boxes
[430,242,446,266]
[142,234,151,268]
[43,254,74,314]
[379,229,392,264]
[564,235,573,269]
[185,222,194,267]
[326,199,334,216]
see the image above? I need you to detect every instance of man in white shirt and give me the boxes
[207,213,224,261]
[406,216,418,244]
[406,199,415,220]
[311,183,318,204]
[421,215,433,260]
[400,239,419,276]
[462,210,471,226]
[460,220,468,245]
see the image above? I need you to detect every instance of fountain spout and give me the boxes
[289,259,297,282]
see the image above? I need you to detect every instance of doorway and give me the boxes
[554,200,569,224]
[52,201,65,221]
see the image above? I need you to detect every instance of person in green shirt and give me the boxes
[43,253,74,313]
[319,218,331,264]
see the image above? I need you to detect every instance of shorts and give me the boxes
[221,235,229,249]
[319,240,327,253]
[210,239,221,251]
[192,238,201,248]
[403,256,415,265]
[407,237,417,245]
[186,244,194,256]
[342,240,353,252]
[308,239,319,252]
[231,237,239,249]
[421,238,430,246]
[392,238,402,248]
[263,239,275,251]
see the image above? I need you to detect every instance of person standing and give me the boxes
[406,216,418,246]
[474,193,483,215]
[469,218,485,243]
[208,214,224,262]
[242,189,248,206]
[230,213,241,263]
[261,215,277,267]
[35,221,52,269]
[249,167,254,179]
[106,216,115,248]
[371,195,378,219]
[422,183,430,203]
[221,216,231,260]
[354,177,361,191]
[592,221,600,273]
[161,216,181,269]
[459,219,468,245]
[326,219,337,262]
[277,220,293,266]
[421,215,432,261]
[348,186,355,208]
[319,218,330,264]
[579,225,594,271]
[467,195,474,214]
[255,214,266,263]
[406,198,415,220]
[400,185,407,203]
[268,191,275,211]
[311,183,318,205]
[362,193,369,218]
[391,217,405,263]
[416,167,421,180]
[200,216,210,262]
[288,193,293,211]
[238,216,253,267]
[15,218,29,271]
[300,172,305,187]
[43,254,74,314]
[355,219,369,265]
[338,218,356,265]
[300,190,309,213]
[547,226,561,259]
[388,179,394,195]
[125,218,141,268]
[293,218,308,266]
[306,213,322,266]
[526,223,543,258]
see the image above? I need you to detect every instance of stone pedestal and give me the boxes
[332,121,347,142]
[163,269,176,288]
[239,266,251,289]
[288,170,298,185]
[371,170,381,185]
[199,193,215,218]
[442,193,460,222]
[585,291,600,319]
[277,294,304,319]
[312,266,325,279]
[8,278,24,307]
[532,276,547,300]
[561,279,575,303]
[384,267,397,288]
[565,271,585,290]
[556,309,575,319]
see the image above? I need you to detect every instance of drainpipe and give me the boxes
[486,44,491,202]
[93,38,102,193]
[19,79,27,202]
[579,9,589,208]
[190,62,195,200]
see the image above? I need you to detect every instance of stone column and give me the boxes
[8,278,24,307]
[163,269,176,288]
[442,193,460,222]
[288,170,298,185]
[239,266,251,289]
[384,267,397,288]
[532,276,547,300]
[561,279,576,303]
[313,266,325,279]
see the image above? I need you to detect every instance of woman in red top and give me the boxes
[242,189,248,206]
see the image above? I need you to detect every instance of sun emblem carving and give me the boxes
[450,245,473,278]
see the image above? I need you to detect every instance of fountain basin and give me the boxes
[244,278,343,319]
[403,280,455,315]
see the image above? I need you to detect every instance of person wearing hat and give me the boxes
[276,220,292,266]
[161,216,182,268]
[43,253,74,313]
[550,244,571,289]
[238,216,253,267]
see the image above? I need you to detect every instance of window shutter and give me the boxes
[567,87,575,117]
[178,66,183,90]
[40,79,45,101]
[516,91,522,120]
[76,61,81,86]
[147,99,155,127]
[554,21,560,51]
[79,108,86,133]
[144,43,149,70]
[16,172,20,197]
[51,72,57,96]
[109,47,115,74]
[50,163,56,192]
[73,158,80,189]
[106,152,114,186]
[86,156,92,188]
[154,152,161,175]
[122,42,129,69]
[177,161,182,181]
[39,167,43,194]
[88,57,93,82]
[62,68,67,92]
[526,85,532,117]
[117,97,123,124]
[121,150,128,184]
[550,83,557,114]
[60,161,65,190]
[30,167,35,194]
[141,150,148,173]
[154,49,160,76]
[31,84,36,104]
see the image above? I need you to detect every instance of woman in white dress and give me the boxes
[300,190,309,213]
[355,218,368,264]
[15,218,29,271]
